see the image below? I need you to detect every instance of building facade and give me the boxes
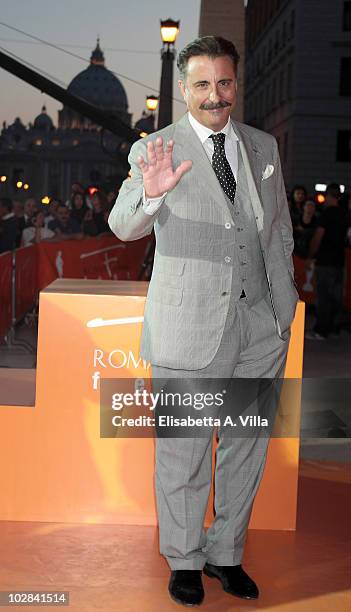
[0,41,132,202]
[245,0,351,192]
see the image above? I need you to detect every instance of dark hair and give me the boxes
[177,36,240,80]
[32,210,44,222]
[292,185,307,196]
[0,197,13,213]
[71,191,86,208]
[325,183,341,199]
[92,190,108,211]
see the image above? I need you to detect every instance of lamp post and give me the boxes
[134,95,159,136]
[137,20,179,281]
[157,18,180,130]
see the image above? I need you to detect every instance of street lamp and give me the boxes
[146,95,159,112]
[158,18,180,129]
[160,19,180,44]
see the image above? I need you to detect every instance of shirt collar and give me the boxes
[187,111,238,145]
[2,212,15,221]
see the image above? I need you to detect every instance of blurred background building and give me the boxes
[0,40,131,201]
[244,0,351,192]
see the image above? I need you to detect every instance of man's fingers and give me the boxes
[146,140,157,166]
[154,136,165,162]
[174,159,193,182]
[137,155,148,173]
[164,139,174,153]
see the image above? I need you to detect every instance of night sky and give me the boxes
[0,0,201,127]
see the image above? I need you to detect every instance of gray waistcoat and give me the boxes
[223,146,269,306]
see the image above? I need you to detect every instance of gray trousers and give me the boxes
[152,290,290,570]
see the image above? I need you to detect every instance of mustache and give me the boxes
[200,101,231,110]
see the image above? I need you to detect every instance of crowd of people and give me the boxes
[289,184,351,259]
[290,183,351,340]
[1,180,350,255]
[0,182,118,253]
[1,179,351,340]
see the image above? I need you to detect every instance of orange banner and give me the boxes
[293,251,351,308]
[15,246,38,321]
[0,251,12,338]
[36,235,150,291]
[343,249,351,310]
[292,255,316,305]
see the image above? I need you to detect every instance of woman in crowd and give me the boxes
[82,190,111,236]
[290,185,307,229]
[70,192,89,229]
[293,199,319,258]
[340,191,351,245]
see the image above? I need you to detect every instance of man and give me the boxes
[0,198,18,253]
[21,211,56,246]
[48,204,83,240]
[23,198,39,227]
[108,36,298,606]
[305,183,348,339]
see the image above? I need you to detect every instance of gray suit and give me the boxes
[108,113,298,569]
[109,113,298,369]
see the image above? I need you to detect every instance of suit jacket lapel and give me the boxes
[173,114,230,214]
[231,121,264,197]
[232,120,265,236]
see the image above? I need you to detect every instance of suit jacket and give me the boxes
[108,114,298,370]
[0,216,18,254]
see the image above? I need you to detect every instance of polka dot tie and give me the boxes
[210,132,237,204]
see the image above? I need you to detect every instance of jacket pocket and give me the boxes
[150,286,183,306]
[155,258,185,276]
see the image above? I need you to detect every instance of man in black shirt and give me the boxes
[305,184,348,339]
[0,198,18,253]
[48,204,83,240]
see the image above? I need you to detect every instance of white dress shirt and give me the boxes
[142,111,239,215]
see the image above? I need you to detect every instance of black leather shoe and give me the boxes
[203,563,259,599]
[168,570,204,607]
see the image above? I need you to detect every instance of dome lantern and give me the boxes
[33,105,54,131]
[90,37,105,66]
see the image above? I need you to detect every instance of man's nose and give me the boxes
[208,85,220,102]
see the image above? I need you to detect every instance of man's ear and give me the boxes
[178,79,187,100]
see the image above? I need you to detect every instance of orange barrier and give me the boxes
[0,237,151,341]
[0,279,305,530]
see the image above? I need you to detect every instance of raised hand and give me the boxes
[137,136,192,198]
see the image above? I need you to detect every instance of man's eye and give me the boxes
[197,83,207,88]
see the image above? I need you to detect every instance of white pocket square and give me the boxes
[262,164,274,180]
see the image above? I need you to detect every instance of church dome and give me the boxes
[67,39,128,112]
[34,106,54,130]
